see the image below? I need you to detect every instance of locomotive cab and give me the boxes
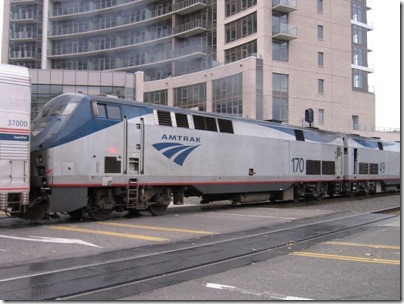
[29,94,84,219]
[29,93,170,220]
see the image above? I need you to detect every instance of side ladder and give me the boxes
[127,178,138,208]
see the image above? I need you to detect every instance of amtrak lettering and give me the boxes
[153,135,201,166]
[161,134,201,143]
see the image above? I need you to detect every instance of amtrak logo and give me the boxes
[153,142,200,166]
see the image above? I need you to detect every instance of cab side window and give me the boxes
[95,102,122,120]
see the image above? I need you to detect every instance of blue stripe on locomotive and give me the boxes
[260,123,340,143]
[31,93,344,152]
[350,137,395,149]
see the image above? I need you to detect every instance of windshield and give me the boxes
[33,95,81,123]
[50,102,78,116]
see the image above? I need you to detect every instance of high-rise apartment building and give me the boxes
[3,0,395,139]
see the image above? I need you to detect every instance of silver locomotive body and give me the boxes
[30,93,400,220]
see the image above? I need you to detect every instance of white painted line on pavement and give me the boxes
[0,235,101,248]
[206,283,312,300]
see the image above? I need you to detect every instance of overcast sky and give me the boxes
[0,0,401,129]
[367,0,401,130]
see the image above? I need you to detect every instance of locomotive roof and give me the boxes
[83,93,337,133]
[73,93,396,144]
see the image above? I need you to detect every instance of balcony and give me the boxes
[11,0,38,4]
[174,43,210,61]
[49,5,174,39]
[10,32,38,42]
[272,24,297,41]
[174,19,208,38]
[50,0,156,19]
[174,0,208,15]
[272,0,297,13]
[10,13,38,23]
[9,50,37,61]
[48,34,173,59]
[351,19,373,30]
[351,63,374,73]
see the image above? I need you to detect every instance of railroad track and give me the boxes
[0,205,398,301]
[0,192,399,225]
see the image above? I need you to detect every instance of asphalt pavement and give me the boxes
[123,214,400,301]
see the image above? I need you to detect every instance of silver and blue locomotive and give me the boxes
[28,93,400,220]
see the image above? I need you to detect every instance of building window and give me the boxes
[242,0,257,10]
[225,0,257,17]
[225,40,257,63]
[174,83,206,110]
[225,12,257,43]
[352,115,359,130]
[318,109,324,124]
[317,0,323,13]
[352,69,368,91]
[352,25,365,45]
[352,3,366,23]
[318,52,324,66]
[181,88,188,102]
[318,79,324,94]
[225,0,237,16]
[273,40,288,62]
[317,25,324,40]
[353,47,366,66]
[272,73,288,122]
[144,90,168,105]
[273,12,288,35]
[100,86,125,98]
[213,74,243,116]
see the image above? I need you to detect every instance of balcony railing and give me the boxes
[50,0,206,19]
[11,0,38,3]
[272,24,297,41]
[351,19,373,30]
[353,124,400,133]
[49,5,173,38]
[10,32,38,42]
[174,43,210,59]
[9,50,37,60]
[10,13,38,22]
[174,19,208,38]
[49,29,173,57]
[272,0,297,13]
[351,63,374,73]
[174,0,207,15]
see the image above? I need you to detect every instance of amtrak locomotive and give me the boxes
[7,93,402,220]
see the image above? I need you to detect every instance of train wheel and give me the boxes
[87,189,114,221]
[313,183,325,201]
[148,204,168,216]
[313,192,323,201]
[88,206,113,221]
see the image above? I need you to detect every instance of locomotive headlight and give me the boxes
[37,155,43,163]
